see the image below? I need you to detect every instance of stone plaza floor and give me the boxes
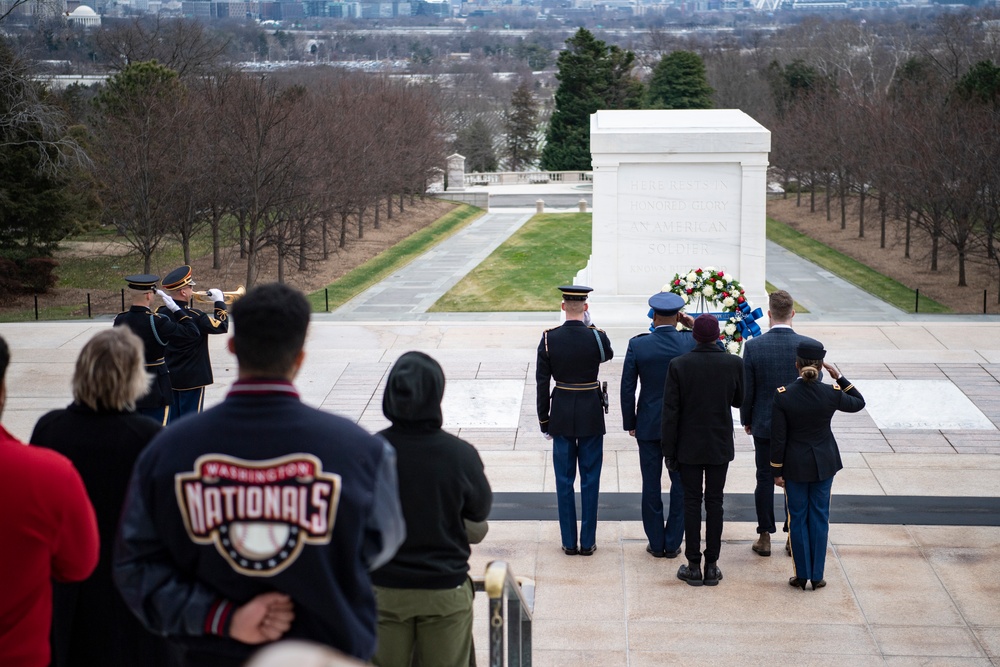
[1,195,998,665]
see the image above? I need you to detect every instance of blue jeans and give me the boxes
[552,435,603,550]
[785,476,834,582]
[637,439,684,553]
[170,387,205,424]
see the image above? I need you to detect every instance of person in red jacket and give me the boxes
[0,334,99,667]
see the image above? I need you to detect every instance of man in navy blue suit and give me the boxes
[740,290,819,557]
[620,292,695,558]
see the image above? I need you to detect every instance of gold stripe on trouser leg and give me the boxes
[161,406,169,427]
[196,387,205,413]
[784,487,796,577]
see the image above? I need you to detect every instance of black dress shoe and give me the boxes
[562,546,578,556]
[579,545,597,556]
[703,563,723,586]
[646,546,666,558]
[677,563,703,586]
[788,576,807,590]
[664,547,683,559]
[811,579,826,590]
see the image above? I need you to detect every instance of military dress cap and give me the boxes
[796,340,827,360]
[125,274,159,292]
[558,285,593,301]
[648,291,684,316]
[161,265,196,290]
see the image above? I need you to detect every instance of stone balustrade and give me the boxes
[462,171,593,187]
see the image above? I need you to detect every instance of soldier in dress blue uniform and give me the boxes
[157,266,230,423]
[113,274,198,425]
[620,292,696,559]
[536,285,613,556]
[772,340,865,591]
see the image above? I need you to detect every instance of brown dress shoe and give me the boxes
[752,533,771,557]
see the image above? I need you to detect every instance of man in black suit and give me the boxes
[739,290,819,557]
[536,285,613,556]
[662,314,743,587]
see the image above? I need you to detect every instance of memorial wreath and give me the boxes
[664,266,763,355]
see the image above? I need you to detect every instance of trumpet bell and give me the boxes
[193,285,245,305]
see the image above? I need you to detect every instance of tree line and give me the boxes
[91,61,444,287]
[539,16,1000,297]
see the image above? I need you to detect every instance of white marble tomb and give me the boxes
[580,109,771,324]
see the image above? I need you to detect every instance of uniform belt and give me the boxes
[554,381,600,391]
[145,359,165,367]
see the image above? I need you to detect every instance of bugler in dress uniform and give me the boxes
[157,265,230,423]
[113,274,198,425]
[536,285,613,556]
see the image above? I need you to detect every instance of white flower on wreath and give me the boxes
[715,280,724,289]
[685,281,694,290]
[686,271,697,282]
[722,296,735,308]
[726,341,741,355]
[702,285,714,297]
[724,323,736,336]
[680,293,689,303]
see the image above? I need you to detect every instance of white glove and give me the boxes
[156,290,180,313]
[207,288,225,304]
[583,310,593,327]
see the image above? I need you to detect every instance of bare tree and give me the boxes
[89,61,190,272]
[94,17,229,77]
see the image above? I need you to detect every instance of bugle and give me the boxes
[192,285,245,305]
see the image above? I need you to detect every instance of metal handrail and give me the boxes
[479,560,534,667]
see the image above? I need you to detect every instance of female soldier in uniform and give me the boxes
[771,341,865,591]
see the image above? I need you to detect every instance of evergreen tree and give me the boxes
[956,60,1000,105]
[646,50,714,110]
[503,80,539,171]
[453,117,498,173]
[0,41,92,257]
[541,28,644,172]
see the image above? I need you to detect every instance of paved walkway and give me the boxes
[3,192,999,666]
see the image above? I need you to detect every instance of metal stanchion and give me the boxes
[34,294,39,321]
[325,288,329,312]
[121,288,125,312]
[915,288,919,313]
[87,293,92,318]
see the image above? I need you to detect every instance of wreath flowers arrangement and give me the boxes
[665,267,750,355]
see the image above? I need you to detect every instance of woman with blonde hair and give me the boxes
[31,327,171,666]
[771,340,865,592]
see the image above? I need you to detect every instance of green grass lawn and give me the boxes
[307,204,483,312]
[766,218,949,313]
[54,228,218,291]
[429,213,592,312]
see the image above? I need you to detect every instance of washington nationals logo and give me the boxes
[175,454,341,577]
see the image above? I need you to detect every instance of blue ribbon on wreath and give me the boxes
[733,299,764,339]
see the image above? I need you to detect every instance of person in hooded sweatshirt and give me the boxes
[372,351,493,667]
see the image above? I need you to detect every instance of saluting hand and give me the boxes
[822,361,840,380]
[156,290,180,313]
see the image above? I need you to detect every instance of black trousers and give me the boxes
[680,462,729,565]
